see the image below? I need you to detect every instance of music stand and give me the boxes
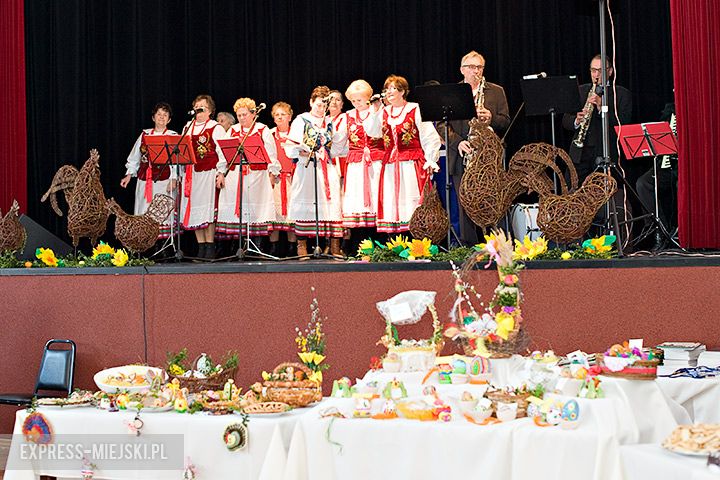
[217,135,279,261]
[615,122,682,250]
[144,134,196,261]
[412,83,475,247]
[521,75,582,194]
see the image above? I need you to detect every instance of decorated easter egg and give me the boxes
[470,356,490,376]
[452,359,467,374]
[561,399,579,422]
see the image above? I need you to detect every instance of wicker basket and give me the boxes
[263,362,322,407]
[167,354,237,394]
[596,355,659,380]
[485,390,531,418]
[485,328,530,358]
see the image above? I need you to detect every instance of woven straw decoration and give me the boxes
[0,200,27,254]
[519,144,617,243]
[409,181,450,243]
[107,194,174,253]
[41,149,108,246]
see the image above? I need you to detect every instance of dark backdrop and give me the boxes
[24,0,674,244]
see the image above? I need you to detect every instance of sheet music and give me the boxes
[660,113,676,169]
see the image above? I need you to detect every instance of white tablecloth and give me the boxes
[656,376,720,424]
[5,406,302,479]
[621,444,720,480]
[300,396,630,480]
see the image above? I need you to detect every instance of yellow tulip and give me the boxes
[112,249,129,267]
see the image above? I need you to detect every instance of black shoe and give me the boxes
[205,243,216,260]
[651,233,667,252]
[197,243,207,259]
[268,242,281,257]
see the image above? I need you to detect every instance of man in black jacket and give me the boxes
[562,54,633,184]
[446,50,511,245]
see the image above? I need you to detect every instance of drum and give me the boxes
[511,203,542,241]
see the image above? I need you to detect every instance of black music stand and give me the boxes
[144,133,196,261]
[412,83,475,247]
[521,75,582,194]
[217,135,279,261]
[615,122,682,250]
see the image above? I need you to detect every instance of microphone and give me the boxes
[366,92,387,105]
[251,102,267,114]
[522,72,547,80]
[187,107,205,116]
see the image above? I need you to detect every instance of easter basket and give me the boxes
[167,354,237,394]
[485,390,532,418]
[263,362,322,407]
[595,355,660,380]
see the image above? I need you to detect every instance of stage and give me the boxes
[1,255,719,433]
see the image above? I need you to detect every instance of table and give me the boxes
[5,406,302,479]
[621,444,720,480]
[656,376,720,424]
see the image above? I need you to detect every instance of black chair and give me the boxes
[0,339,76,406]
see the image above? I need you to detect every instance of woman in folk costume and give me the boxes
[216,97,280,242]
[283,85,345,257]
[340,80,385,234]
[327,90,349,180]
[268,102,297,255]
[180,94,228,259]
[364,75,441,233]
[120,102,178,239]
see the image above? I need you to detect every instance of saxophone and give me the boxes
[573,81,597,148]
[475,75,486,110]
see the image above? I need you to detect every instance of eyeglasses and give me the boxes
[462,64,485,70]
[590,67,612,73]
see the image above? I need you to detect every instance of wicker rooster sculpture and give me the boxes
[41,149,108,247]
[521,151,618,243]
[106,195,174,253]
[458,119,552,229]
[0,200,27,254]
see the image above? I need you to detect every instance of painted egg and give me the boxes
[470,356,490,375]
[561,399,579,421]
[452,359,467,374]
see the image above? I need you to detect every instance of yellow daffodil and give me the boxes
[309,370,323,384]
[112,249,129,267]
[386,234,409,251]
[408,238,433,258]
[35,247,58,267]
[475,233,497,252]
[298,352,314,364]
[513,236,548,260]
[583,235,615,253]
[261,371,271,381]
[561,251,572,260]
[357,239,374,255]
[92,241,115,259]
[311,352,326,365]
[494,311,515,340]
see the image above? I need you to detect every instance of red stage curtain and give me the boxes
[671,0,720,248]
[0,0,27,213]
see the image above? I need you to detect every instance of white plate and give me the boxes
[132,404,174,413]
[37,402,91,409]
[663,445,714,457]
[244,411,291,418]
[94,365,166,394]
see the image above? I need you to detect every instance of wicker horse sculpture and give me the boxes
[41,149,108,247]
[459,119,553,229]
[106,195,175,253]
[520,148,618,243]
[0,200,27,254]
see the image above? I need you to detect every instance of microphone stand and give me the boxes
[220,107,280,261]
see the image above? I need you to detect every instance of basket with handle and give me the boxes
[263,362,322,407]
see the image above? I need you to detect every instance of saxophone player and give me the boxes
[447,50,510,245]
[562,54,632,183]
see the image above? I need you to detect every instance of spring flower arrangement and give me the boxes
[293,287,329,384]
[445,230,529,357]
[8,241,153,268]
[356,235,440,262]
